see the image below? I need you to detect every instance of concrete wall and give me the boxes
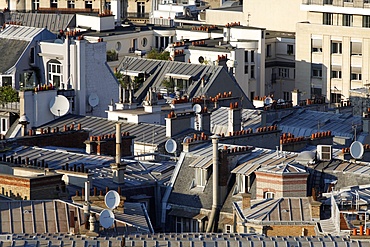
[205,9,245,26]
[265,225,316,236]
[76,14,115,32]
[242,0,307,32]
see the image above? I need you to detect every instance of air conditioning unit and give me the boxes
[317,145,332,161]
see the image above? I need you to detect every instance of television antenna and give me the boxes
[49,95,70,117]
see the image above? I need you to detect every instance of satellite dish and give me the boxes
[182,136,191,143]
[264,97,273,105]
[88,93,99,107]
[350,141,364,159]
[198,56,204,63]
[99,209,115,228]
[165,139,177,154]
[193,104,202,113]
[104,190,121,209]
[54,39,63,44]
[277,99,285,104]
[49,95,70,117]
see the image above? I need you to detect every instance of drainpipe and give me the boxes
[206,134,220,233]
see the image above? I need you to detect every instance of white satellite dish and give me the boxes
[88,93,100,107]
[350,141,364,159]
[104,190,121,210]
[165,139,177,154]
[49,95,70,117]
[99,209,115,228]
[183,136,192,143]
[193,104,202,114]
[264,97,273,105]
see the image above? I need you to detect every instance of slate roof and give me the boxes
[0,199,151,234]
[1,233,366,246]
[278,109,365,141]
[3,146,175,191]
[38,114,168,146]
[119,56,254,108]
[234,198,314,224]
[0,25,46,41]
[0,38,29,73]
[211,107,262,134]
[9,13,75,33]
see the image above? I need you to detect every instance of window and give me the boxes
[32,0,39,10]
[331,93,341,103]
[278,68,289,78]
[364,16,370,27]
[48,60,63,89]
[225,224,233,233]
[50,0,57,8]
[68,0,75,8]
[344,0,353,2]
[331,42,342,54]
[2,76,12,86]
[251,50,255,62]
[250,91,254,100]
[312,64,322,78]
[85,1,92,9]
[30,47,35,64]
[343,14,353,26]
[266,44,271,57]
[1,118,6,132]
[351,42,362,56]
[264,192,275,199]
[331,70,342,79]
[351,73,362,80]
[250,65,255,79]
[312,39,323,52]
[237,174,246,193]
[175,217,199,233]
[324,0,332,3]
[287,44,294,55]
[283,92,290,101]
[365,0,370,4]
[351,67,362,80]
[142,37,147,47]
[244,65,248,74]
[244,50,248,62]
[195,168,208,187]
[323,13,333,25]
[137,2,145,18]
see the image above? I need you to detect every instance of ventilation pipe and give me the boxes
[206,134,220,233]
[111,122,125,184]
[116,122,121,164]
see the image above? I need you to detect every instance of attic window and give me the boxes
[264,192,275,199]
[237,174,246,193]
[195,168,209,187]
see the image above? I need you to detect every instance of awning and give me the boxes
[189,156,212,169]
[121,70,143,77]
[165,73,192,80]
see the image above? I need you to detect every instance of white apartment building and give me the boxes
[296,0,370,103]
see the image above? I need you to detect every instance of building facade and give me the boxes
[296,0,370,103]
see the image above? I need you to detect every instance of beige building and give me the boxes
[296,0,370,104]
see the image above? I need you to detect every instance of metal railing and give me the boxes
[127,12,149,18]
[0,102,20,112]
[37,7,99,14]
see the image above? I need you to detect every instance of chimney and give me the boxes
[292,89,301,107]
[206,134,220,232]
[309,197,321,220]
[166,111,193,137]
[241,192,251,210]
[111,122,126,184]
[363,113,370,133]
[227,103,241,135]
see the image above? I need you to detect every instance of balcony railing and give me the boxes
[127,12,149,18]
[0,102,20,112]
[37,7,99,14]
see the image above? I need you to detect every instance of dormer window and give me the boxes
[195,168,209,187]
[237,174,246,193]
